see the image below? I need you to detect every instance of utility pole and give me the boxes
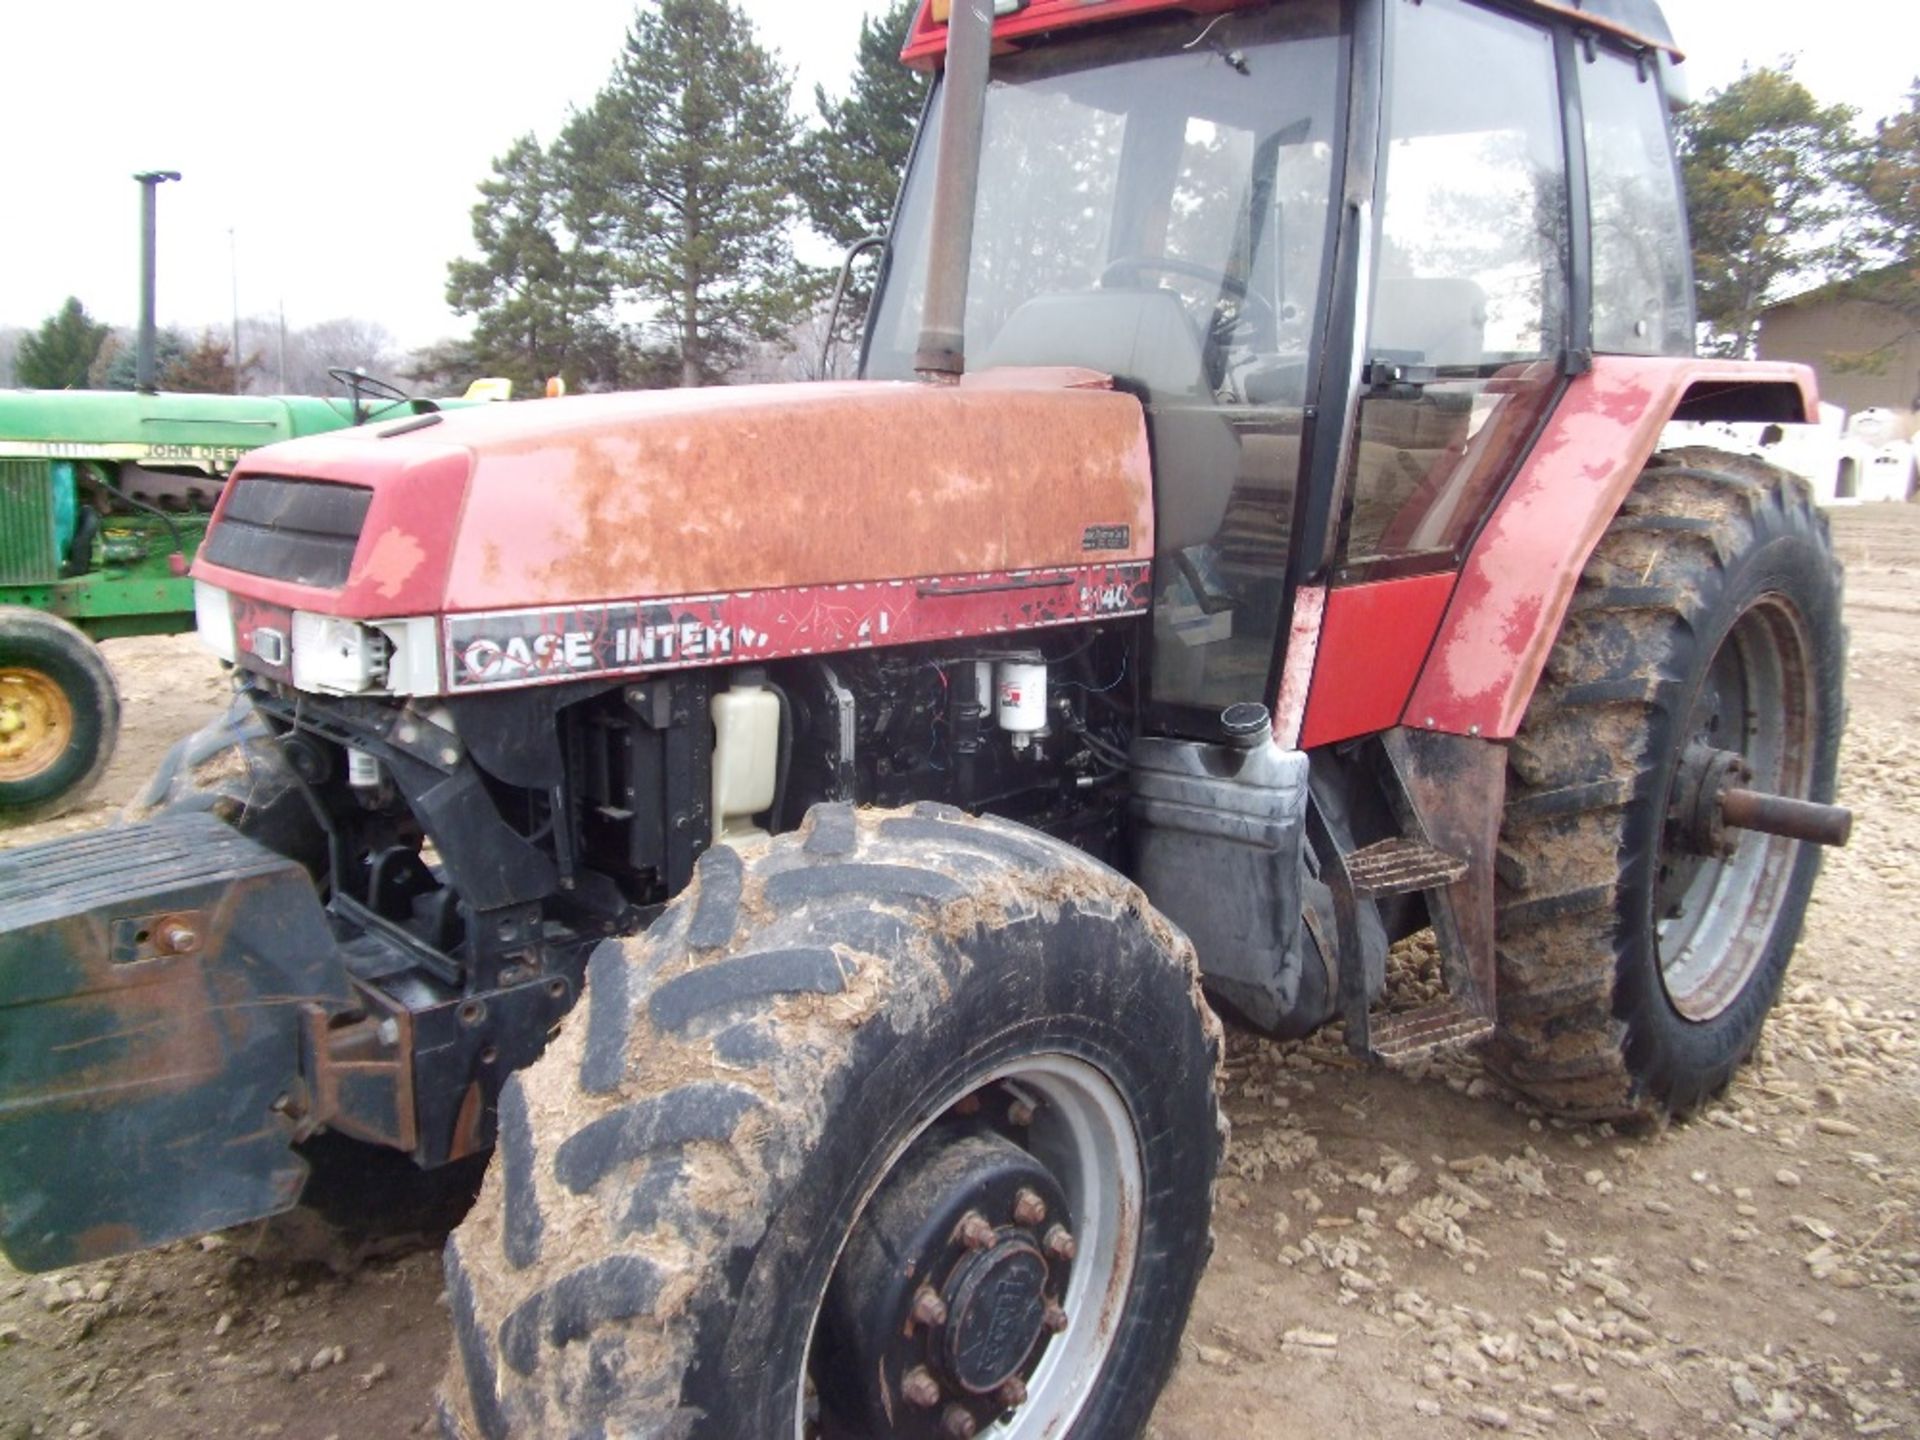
[229,227,241,394]
[132,170,182,394]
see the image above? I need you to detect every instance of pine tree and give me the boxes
[571,0,815,386]
[798,1,928,251]
[16,298,109,390]
[95,327,187,391]
[1676,66,1863,357]
[161,330,261,394]
[447,134,628,394]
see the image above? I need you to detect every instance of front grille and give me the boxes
[0,460,59,586]
[202,475,372,589]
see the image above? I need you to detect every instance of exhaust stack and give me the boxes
[913,0,994,383]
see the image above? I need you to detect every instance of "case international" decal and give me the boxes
[444,562,1152,692]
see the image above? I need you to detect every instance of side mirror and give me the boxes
[819,236,889,380]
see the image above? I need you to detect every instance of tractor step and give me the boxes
[1344,837,1468,898]
[1368,1001,1495,1063]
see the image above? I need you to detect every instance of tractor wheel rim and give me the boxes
[797,1053,1143,1439]
[1655,594,1815,1022]
[0,668,74,783]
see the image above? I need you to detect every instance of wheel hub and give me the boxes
[1667,740,1751,859]
[1653,597,1815,1022]
[0,668,73,781]
[818,1127,1074,1436]
[942,1230,1050,1394]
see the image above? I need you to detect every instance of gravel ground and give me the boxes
[1,503,1916,1440]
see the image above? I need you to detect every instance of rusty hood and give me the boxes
[194,369,1154,623]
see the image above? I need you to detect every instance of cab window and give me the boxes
[1583,43,1695,355]
[1340,0,1570,576]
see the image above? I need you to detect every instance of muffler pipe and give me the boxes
[1720,788,1853,848]
[913,0,995,383]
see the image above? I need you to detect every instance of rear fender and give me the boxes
[1400,357,1817,739]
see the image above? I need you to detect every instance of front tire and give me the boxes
[0,608,119,825]
[440,803,1223,1440]
[1490,449,1845,1118]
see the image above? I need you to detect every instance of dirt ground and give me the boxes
[2,504,1916,1440]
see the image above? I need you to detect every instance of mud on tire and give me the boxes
[439,803,1224,1440]
[1489,448,1845,1119]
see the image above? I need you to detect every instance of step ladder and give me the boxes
[1315,731,1505,1064]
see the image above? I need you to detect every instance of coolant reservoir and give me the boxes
[711,681,781,843]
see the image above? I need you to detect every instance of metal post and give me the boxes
[229,228,241,394]
[912,0,994,384]
[132,171,181,394]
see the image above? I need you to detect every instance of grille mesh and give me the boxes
[0,460,59,586]
[202,475,372,589]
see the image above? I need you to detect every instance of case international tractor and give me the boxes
[0,2,1856,1436]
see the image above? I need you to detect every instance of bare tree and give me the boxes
[283,318,401,394]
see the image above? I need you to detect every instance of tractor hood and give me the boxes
[192,369,1155,694]
[0,389,378,466]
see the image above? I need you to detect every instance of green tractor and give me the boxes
[0,374,508,822]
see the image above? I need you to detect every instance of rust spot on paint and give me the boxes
[438,373,1154,612]
[352,526,428,601]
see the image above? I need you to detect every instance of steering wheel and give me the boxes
[327,367,418,424]
[1100,255,1278,360]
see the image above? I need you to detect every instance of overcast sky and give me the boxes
[2,0,1914,352]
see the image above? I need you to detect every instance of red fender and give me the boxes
[1402,356,1817,739]
[1279,357,1817,748]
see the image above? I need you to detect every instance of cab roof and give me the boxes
[901,0,1681,68]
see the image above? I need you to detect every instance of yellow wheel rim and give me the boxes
[0,667,74,783]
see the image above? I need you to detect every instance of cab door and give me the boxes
[1289,0,1577,747]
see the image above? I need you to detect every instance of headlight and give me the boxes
[292,611,389,694]
[194,582,236,663]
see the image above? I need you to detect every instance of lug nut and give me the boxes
[1042,1301,1069,1334]
[939,1405,978,1439]
[912,1287,949,1327]
[957,1211,995,1251]
[1007,1098,1037,1127]
[995,1377,1028,1409]
[901,1366,941,1409]
[1044,1224,1077,1263]
[1012,1188,1047,1227]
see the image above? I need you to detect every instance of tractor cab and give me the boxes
[869,0,1693,735]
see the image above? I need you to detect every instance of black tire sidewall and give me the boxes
[0,612,118,817]
[1613,499,1844,1104]
[694,901,1219,1438]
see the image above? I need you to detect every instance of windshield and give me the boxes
[865,1,1346,405]
[868,2,1348,723]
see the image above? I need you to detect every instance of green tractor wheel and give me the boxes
[0,609,120,826]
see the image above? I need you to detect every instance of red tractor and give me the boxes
[0,2,1851,1436]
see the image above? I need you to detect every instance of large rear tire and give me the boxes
[439,803,1223,1440]
[1490,449,1845,1118]
[0,608,119,825]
